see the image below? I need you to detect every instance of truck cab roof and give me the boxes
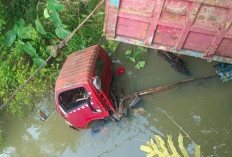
[55,45,100,93]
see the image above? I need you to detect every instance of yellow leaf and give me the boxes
[146,141,153,149]
[156,135,170,155]
[178,134,190,157]
[150,138,158,151]
[147,150,159,157]
[167,135,180,157]
[194,145,200,157]
[140,145,153,153]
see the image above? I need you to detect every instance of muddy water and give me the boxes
[1,43,232,157]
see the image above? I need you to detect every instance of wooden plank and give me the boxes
[158,20,221,36]
[118,12,150,23]
[106,0,121,39]
[204,10,232,57]
[180,0,232,9]
[157,20,184,29]
[123,74,216,100]
[144,0,165,45]
[225,33,232,39]
[175,2,201,51]
[190,27,217,36]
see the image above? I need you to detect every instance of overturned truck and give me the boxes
[55,45,118,129]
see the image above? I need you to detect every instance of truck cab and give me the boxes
[55,45,115,129]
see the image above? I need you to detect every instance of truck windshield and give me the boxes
[58,87,88,112]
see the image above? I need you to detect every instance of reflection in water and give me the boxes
[192,115,201,126]
[1,43,232,156]
[26,125,41,140]
[0,146,16,157]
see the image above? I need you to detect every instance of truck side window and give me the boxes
[95,57,104,76]
[58,87,88,112]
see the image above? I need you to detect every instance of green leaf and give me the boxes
[129,57,135,63]
[22,25,35,39]
[167,135,180,156]
[33,58,47,67]
[133,50,141,59]
[135,63,141,69]
[125,56,130,61]
[55,27,70,39]
[101,44,106,49]
[138,61,146,68]
[108,40,119,53]
[35,17,46,35]
[137,46,148,53]
[61,24,68,29]
[13,25,23,39]
[97,12,105,15]
[194,145,200,157]
[46,46,56,57]
[44,8,50,18]
[47,32,55,39]
[125,49,132,55]
[17,18,25,27]
[4,30,16,47]
[50,11,62,27]
[0,91,5,97]
[178,134,190,157]
[47,0,64,12]
[23,42,36,57]
[81,14,87,18]
[13,25,19,34]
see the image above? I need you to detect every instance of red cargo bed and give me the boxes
[104,0,232,63]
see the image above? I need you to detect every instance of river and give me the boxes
[1,43,232,157]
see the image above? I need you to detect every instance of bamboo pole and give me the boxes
[123,74,216,100]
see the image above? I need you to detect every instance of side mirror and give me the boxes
[39,110,47,121]
[39,110,56,121]
[93,76,101,91]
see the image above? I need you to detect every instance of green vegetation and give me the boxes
[101,41,148,69]
[0,0,104,145]
[140,133,200,157]
[101,40,120,53]
[125,46,148,69]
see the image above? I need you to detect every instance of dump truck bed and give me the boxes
[104,0,232,63]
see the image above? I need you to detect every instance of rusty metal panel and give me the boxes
[104,0,232,63]
[55,45,99,92]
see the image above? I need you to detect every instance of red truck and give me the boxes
[54,45,118,129]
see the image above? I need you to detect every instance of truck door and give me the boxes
[94,50,114,112]
[58,86,105,129]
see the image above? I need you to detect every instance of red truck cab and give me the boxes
[55,45,115,129]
